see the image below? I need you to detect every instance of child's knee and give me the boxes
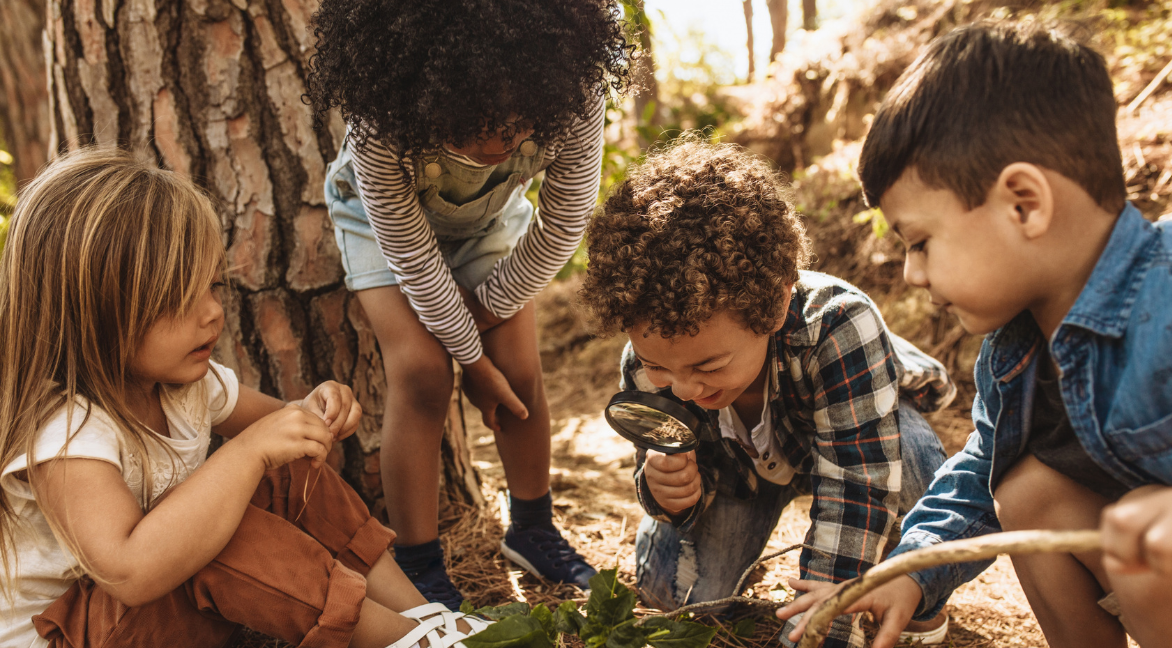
[994,455,1060,529]
[383,350,455,412]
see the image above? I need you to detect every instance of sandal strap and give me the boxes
[401,602,456,621]
[386,615,446,648]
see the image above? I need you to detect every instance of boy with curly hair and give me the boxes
[778,21,1172,648]
[306,0,631,608]
[579,136,956,648]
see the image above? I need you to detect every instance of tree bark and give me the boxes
[802,0,817,31]
[626,0,659,133]
[0,0,51,185]
[40,0,482,516]
[743,0,755,82]
[766,0,788,70]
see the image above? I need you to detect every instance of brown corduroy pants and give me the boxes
[32,458,396,648]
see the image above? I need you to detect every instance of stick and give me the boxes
[796,529,1102,648]
[637,543,827,624]
[1127,58,1172,114]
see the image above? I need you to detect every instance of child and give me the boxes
[0,148,490,648]
[778,21,1172,648]
[578,136,957,648]
[304,0,633,607]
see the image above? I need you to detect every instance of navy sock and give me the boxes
[509,491,554,530]
[394,538,444,575]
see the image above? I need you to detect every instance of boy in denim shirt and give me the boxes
[779,21,1172,648]
[578,137,957,648]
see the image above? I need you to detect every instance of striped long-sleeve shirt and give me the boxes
[348,100,606,364]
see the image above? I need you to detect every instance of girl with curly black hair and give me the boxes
[306,0,631,610]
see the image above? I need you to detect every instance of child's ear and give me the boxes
[990,162,1053,240]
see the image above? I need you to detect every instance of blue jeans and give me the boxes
[634,399,947,609]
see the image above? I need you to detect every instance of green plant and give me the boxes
[460,569,717,648]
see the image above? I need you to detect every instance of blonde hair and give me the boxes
[0,147,226,594]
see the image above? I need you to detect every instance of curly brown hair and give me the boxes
[581,136,811,337]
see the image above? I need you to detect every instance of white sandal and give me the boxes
[386,602,494,648]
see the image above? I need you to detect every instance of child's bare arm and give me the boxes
[33,404,333,607]
[214,382,362,440]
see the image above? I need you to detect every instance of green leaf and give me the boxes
[585,569,636,628]
[585,569,621,616]
[530,604,556,642]
[606,619,648,648]
[461,600,476,615]
[594,589,637,629]
[554,601,586,636]
[462,614,553,648]
[640,618,717,648]
[731,618,756,639]
[473,602,533,620]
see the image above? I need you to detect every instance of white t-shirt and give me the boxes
[717,373,795,486]
[0,361,239,648]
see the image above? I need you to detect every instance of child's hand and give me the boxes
[299,380,363,440]
[644,450,701,515]
[1101,484,1172,576]
[235,402,335,471]
[462,355,529,432]
[458,285,506,333]
[777,574,923,648]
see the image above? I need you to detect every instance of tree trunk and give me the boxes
[766,0,788,70]
[742,0,755,82]
[40,0,482,517]
[802,0,817,31]
[0,0,51,185]
[626,0,659,133]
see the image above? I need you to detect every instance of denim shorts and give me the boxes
[325,149,534,293]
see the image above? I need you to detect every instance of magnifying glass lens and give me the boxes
[607,403,696,447]
[604,392,701,453]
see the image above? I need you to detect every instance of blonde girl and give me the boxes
[0,148,490,648]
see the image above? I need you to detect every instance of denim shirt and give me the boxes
[889,204,1172,619]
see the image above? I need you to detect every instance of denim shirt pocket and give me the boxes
[1104,411,1172,484]
[418,172,525,240]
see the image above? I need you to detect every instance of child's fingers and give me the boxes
[869,605,914,648]
[336,400,363,440]
[1102,499,1159,571]
[481,405,501,432]
[498,385,529,421]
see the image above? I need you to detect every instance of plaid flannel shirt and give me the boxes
[623,271,955,648]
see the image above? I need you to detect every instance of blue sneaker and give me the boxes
[500,524,597,589]
[402,556,464,612]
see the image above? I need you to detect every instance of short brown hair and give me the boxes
[580,135,810,337]
[858,20,1125,213]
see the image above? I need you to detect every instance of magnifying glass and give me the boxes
[604,391,702,454]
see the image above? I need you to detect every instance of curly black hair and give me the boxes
[305,0,633,153]
[580,135,811,338]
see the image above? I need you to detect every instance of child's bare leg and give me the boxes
[365,550,430,611]
[1107,566,1172,646]
[357,286,454,545]
[481,300,550,498]
[993,454,1126,648]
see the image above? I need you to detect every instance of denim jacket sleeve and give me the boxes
[886,339,1004,620]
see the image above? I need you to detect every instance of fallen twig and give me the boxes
[796,529,1102,648]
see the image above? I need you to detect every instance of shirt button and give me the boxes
[519,140,537,156]
[424,162,443,178]
[767,462,777,470]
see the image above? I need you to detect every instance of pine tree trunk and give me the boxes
[0,0,51,184]
[40,0,482,516]
[766,0,788,70]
